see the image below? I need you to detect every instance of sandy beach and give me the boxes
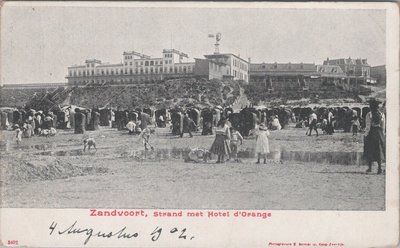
[0,125,385,210]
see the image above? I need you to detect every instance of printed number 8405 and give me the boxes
[8,240,19,245]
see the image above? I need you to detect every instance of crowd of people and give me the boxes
[1,98,386,174]
[0,109,60,144]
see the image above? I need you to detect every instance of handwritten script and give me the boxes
[49,221,194,245]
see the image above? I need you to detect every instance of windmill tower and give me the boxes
[208,32,222,54]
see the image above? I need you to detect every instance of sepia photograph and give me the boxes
[0,3,390,212]
[1,2,399,247]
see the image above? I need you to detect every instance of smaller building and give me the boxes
[250,62,317,78]
[370,65,386,84]
[204,53,249,83]
[315,65,345,77]
[193,58,228,80]
[249,62,347,92]
[323,57,370,78]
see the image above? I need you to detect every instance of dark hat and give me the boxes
[367,98,382,106]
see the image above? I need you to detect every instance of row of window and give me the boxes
[71,70,95,76]
[210,63,231,75]
[86,63,96,68]
[123,60,175,66]
[233,59,248,71]
[256,64,305,70]
[210,63,222,72]
[233,69,247,81]
[69,65,193,76]
[72,75,177,85]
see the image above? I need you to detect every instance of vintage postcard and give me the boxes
[0,1,398,247]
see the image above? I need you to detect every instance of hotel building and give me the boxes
[66,49,195,86]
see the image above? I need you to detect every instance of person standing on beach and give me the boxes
[139,127,153,150]
[229,127,243,162]
[180,113,193,138]
[306,111,319,136]
[210,119,231,163]
[351,112,360,136]
[364,98,385,174]
[325,108,334,135]
[15,124,22,145]
[74,108,86,134]
[255,123,270,164]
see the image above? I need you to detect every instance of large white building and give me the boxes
[66,49,250,85]
[66,49,195,85]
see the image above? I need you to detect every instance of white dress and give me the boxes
[126,121,136,132]
[255,129,270,154]
[271,118,281,130]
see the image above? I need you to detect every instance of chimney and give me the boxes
[248,57,251,63]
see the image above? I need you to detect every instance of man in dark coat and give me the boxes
[180,113,194,138]
[0,111,8,130]
[13,110,21,126]
[92,110,100,130]
[140,112,150,130]
[74,108,86,134]
[201,108,213,135]
[115,107,123,130]
[278,107,289,129]
[85,110,92,130]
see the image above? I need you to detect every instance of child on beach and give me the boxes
[255,123,270,164]
[83,138,97,152]
[230,127,243,162]
[139,127,154,150]
[15,124,22,145]
[351,114,360,136]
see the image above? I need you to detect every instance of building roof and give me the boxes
[250,62,316,72]
[249,63,346,78]
[2,82,68,88]
[134,57,163,61]
[85,59,102,64]
[96,63,123,68]
[123,51,150,59]
[68,65,86,69]
[163,49,189,58]
[68,48,192,70]
[371,65,386,69]
[323,58,369,66]
[316,65,345,76]
[195,58,226,66]
[204,53,249,63]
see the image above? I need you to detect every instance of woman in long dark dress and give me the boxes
[210,119,231,163]
[325,109,334,135]
[364,98,385,174]
[74,108,86,134]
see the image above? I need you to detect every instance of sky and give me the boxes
[1,4,386,84]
